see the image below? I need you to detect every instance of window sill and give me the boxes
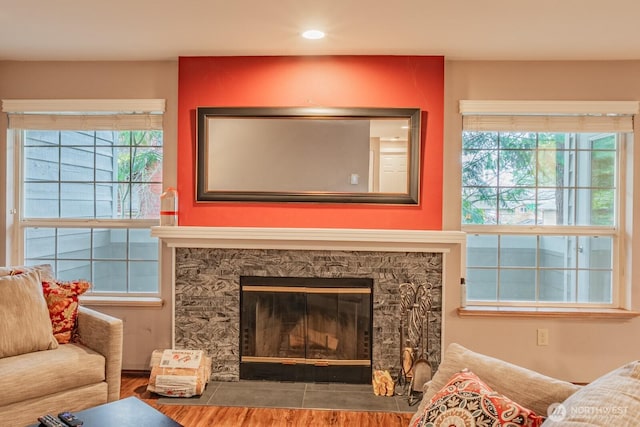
[457,305,640,319]
[80,295,164,308]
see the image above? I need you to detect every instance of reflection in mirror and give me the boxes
[196,107,421,204]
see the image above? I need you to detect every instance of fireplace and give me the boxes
[151,226,465,383]
[240,276,373,383]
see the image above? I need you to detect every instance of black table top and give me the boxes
[30,397,183,427]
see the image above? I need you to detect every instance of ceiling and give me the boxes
[3,0,640,61]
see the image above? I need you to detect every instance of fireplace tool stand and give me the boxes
[396,281,433,405]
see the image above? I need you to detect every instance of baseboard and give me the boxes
[122,369,151,377]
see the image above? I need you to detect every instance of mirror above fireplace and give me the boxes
[196,107,422,204]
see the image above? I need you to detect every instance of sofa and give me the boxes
[409,343,640,427]
[0,266,123,427]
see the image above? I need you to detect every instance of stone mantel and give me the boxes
[151,226,466,253]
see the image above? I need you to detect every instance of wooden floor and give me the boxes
[121,373,414,427]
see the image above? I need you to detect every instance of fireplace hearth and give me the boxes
[240,276,373,383]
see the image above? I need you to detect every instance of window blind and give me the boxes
[2,99,164,130]
[460,100,638,133]
[6,113,163,130]
[462,115,633,133]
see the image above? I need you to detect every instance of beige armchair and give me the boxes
[0,306,123,427]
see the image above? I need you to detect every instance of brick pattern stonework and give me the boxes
[174,248,443,381]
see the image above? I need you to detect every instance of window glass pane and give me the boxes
[538,150,564,187]
[589,189,615,226]
[462,131,617,228]
[24,228,56,261]
[499,150,535,186]
[500,235,536,267]
[25,130,58,146]
[577,270,611,303]
[24,183,59,218]
[539,269,575,302]
[462,128,620,306]
[23,130,162,220]
[462,187,497,225]
[115,147,131,182]
[93,261,127,292]
[24,146,59,181]
[61,147,94,181]
[129,261,159,293]
[574,189,614,226]
[537,188,569,225]
[96,131,117,146]
[540,236,576,269]
[20,123,162,296]
[467,268,497,301]
[60,183,95,218]
[591,151,615,188]
[95,146,115,181]
[467,234,498,267]
[462,131,498,149]
[57,260,91,282]
[498,132,536,149]
[498,188,535,225]
[60,131,94,146]
[578,236,612,269]
[23,226,159,294]
[132,183,162,219]
[538,132,569,150]
[58,229,91,259]
[129,229,157,260]
[93,229,127,259]
[499,269,536,301]
[578,133,616,150]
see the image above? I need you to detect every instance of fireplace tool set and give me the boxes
[396,281,433,405]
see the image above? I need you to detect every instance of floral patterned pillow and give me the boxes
[412,369,545,427]
[41,280,91,344]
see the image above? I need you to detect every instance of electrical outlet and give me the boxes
[537,328,549,346]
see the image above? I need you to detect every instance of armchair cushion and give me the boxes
[423,343,580,416]
[541,360,640,426]
[0,270,58,358]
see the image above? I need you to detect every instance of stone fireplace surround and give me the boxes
[152,227,465,382]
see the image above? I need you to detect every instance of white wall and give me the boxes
[442,60,640,383]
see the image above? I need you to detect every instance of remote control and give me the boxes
[58,411,83,426]
[37,414,66,427]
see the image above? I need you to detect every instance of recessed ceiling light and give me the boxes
[302,30,325,40]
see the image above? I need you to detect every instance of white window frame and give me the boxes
[460,100,638,309]
[3,99,165,299]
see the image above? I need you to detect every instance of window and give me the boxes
[460,101,637,308]
[3,99,164,296]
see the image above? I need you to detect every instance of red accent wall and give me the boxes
[178,56,444,229]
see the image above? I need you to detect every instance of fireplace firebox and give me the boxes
[240,276,373,383]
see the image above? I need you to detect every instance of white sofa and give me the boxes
[0,267,123,427]
[410,343,640,427]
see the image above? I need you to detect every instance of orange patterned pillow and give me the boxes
[412,369,545,427]
[41,280,90,344]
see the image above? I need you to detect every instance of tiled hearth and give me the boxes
[152,227,465,383]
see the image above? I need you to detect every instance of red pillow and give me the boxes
[412,369,545,427]
[41,280,90,344]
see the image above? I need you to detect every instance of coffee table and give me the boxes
[29,397,183,427]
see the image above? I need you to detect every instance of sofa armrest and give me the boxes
[76,306,123,402]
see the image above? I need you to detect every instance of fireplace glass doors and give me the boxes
[240,276,372,383]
